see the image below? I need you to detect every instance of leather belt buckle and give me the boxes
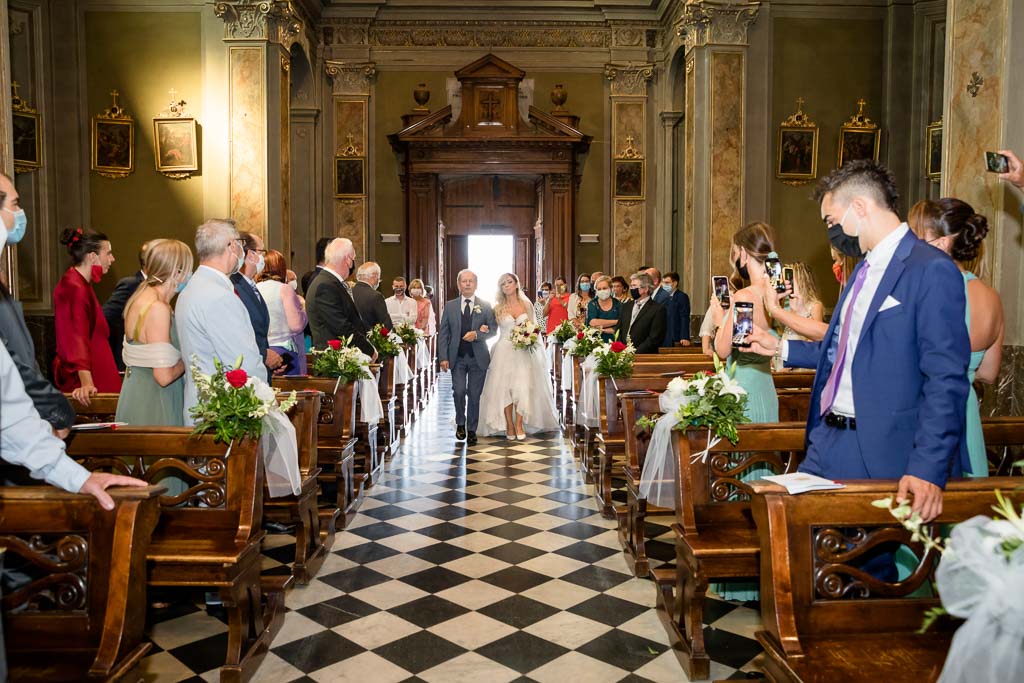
[824,412,856,430]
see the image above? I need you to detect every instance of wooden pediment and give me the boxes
[454,53,525,82]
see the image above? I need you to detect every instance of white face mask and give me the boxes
[410,288,423,297]
[596,289,612,301]
[288,279,298,291]
[255,253,265,276]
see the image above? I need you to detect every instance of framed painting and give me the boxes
[837,128,880,167]
[925,119,942,181]
[335,157,366,197]
[777,127,818,181]
[613,159,644,199]
[153,117,198,176]
[92,118,134,178]
[12,111,41,173]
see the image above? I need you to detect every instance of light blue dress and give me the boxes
[962,272,987,478]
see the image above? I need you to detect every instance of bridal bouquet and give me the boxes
[552,319,576,345]
[189,355,297,444]
[395,323,421,347]
[309,337,373,383]
[670,356,750,447]
[873,487,1024,682]
[510,319,542,350]
[565,327,602,358]
[368,324,403,358]
[593,339,636,379]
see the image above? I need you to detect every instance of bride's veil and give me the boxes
[494,274,535,320]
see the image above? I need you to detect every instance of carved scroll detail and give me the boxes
[0,534,89,612]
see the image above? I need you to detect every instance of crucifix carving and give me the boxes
[480,90,502,122]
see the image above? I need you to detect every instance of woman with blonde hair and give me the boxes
[116,239,193,426]
[478,273,559,439]
[408,278,436,335]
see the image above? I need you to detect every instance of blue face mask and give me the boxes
[579,283,591,292]
[4,208,27,244]
[175,280,188,294]
[661,283,673,293]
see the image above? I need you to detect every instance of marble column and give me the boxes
[605,62,654,279]
[658,111,683,273]
[324,61,375,262]
[676,1,760,302]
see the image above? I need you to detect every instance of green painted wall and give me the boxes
[85,11,204,301]
[769,17,885,307]
[371,68,607,283]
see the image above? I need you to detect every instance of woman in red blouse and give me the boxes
[542,275,570,334]
[53,227,122,403]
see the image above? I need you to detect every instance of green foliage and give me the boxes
[568,328,602,358]
[369,324,401,357]
[310,337,372,383]
[594,342,635,379]
[635,415,659,433]
[669,358,750,445]
[395,323,420,347]
[188,356,292,445]
[552,319,576,345]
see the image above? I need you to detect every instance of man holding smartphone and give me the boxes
[747,160,970,535]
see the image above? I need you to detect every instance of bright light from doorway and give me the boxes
[467,235,514,307]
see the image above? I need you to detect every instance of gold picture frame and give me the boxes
[776,98,819,184]
[837,98,881,168]
[91,90,134,179]
[153,117,198,179]
[334,157,366,197]
[11,82,41,174]
[925,118,942,182]
[613,159,645,199]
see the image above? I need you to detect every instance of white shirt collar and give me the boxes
[865,223,909,268]
[198,264,232,286]
[323,266,348,285]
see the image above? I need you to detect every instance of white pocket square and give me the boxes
[879,296,901,312]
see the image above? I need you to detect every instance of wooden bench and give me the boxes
[272,378,362,532]
[658,345,706,354]
[652,423,807,680]
[0,485,163,682]
[982,415,1024,475]
[376,355,401,459]
[751,477,1022,683]
[392,350,411,438]
[66,428,290,682]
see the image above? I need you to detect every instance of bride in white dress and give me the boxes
[478,273,561,439]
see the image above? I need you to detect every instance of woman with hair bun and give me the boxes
[53,227,121,403]
[910,198,1004,478]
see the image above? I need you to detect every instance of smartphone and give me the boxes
[712,276,731,307]
[732,301,754,348]
[985,152,1010,174]
[765,255,786,293]
[783,267,795,293]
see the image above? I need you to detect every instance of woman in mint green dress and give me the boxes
[708,222,781,602]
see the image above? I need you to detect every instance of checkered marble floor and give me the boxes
[138,377,766,682]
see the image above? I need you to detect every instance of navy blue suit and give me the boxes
[662,288,692,347]
[231,273,271,381]
[787,230,971,488]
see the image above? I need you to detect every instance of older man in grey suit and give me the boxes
[176,218,265,424]
[438,270,497,446]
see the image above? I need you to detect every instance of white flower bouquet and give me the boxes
[510,319,542,350]
[670,356,750,447]
[189,354,296,443]
[593,339,636,379]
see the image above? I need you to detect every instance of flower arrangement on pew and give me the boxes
[395,323,422,347]
[368,324,403,358]
[594,339,635,379]
[309,337,373,384]
[669,355,750,457]
[552,319,576,345]
[510,319,542,350]
[190,355,297,444]
[564,327,602,358]
[872,485,1024,681]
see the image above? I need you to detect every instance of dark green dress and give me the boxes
[586,298,622,342]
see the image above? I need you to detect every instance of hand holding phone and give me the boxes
[765,256,786,294]
[732,301,754,348]
[712,276,731,308]
[986,151,1010,174]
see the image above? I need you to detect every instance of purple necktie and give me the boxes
[819,262,870,416]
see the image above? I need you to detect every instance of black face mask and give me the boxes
[827,224,865,257]
[629,287,642,300]
[734,258,750,282]
[394,288,405,296]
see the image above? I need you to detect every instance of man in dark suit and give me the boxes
[660,271,692,347]
[102,239,157,370]
[301,237,332,297]
[615,272,667,354]
[351,261,391,331]
[231,231,281,380]
[748,160,970,528]
[306,238,375,357]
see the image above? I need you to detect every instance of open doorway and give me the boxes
[467,234,514,307]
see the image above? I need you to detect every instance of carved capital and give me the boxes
[674,0,760,51]
[214,0,304,45]
[409,173,436,194]
[325,61,377,96]
[547,173,572,193]
[604,62,655,97]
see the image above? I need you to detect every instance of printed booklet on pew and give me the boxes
[760,473,845,494]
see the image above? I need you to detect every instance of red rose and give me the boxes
[576,332,584,340]
[327,339,342,350]
[225,368,248,388]
[381,328,391,337]
[610,341,627,353]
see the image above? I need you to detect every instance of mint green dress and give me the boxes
[962,272,987,478]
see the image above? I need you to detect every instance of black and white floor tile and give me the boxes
[138,377,766,682]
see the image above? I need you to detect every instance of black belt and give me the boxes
[823,412,856,430]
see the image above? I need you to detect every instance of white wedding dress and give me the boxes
[478,311,561,436]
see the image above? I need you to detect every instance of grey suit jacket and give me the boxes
[437,296,497,371]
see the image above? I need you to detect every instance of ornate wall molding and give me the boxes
[604,62,655,97]
[674,0,761,51]
[325,61,377,97]
[322,18,612,49]
[214,0,306,46]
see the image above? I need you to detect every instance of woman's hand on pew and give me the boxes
[79,472,150,511]
[896,475,943,523]
[72,384,98,406]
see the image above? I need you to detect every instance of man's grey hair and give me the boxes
[195,218,239,261]
[630,271,654,290]
[356,261,381,281]
[456,269,477,282]
[324,237,354,266]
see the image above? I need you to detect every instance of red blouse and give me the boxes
[546,293,570,334]
[53,267,122,392]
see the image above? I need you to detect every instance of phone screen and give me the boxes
[986,152,1010,174]
[765,257,786,293]
[783,267,795,292]
[732,302,754,348]
[712,276,731,307]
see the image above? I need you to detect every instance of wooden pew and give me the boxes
[983,415,1024,475]
[405,345,419,424]
[66,428,290,682]
[393,350,411,438]
[652,423,807,680]
[0,485,163,682]
[751,477,1021,683]
[272,378,362,532]
[376,356,401,459]
[657,346,706,354]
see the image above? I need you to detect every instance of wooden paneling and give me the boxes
[441,175,538,236]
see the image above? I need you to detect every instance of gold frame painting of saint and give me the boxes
[153,117,199,176]
[92,118,134,178]
[335,157,366,197]
[613,159,644,199]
